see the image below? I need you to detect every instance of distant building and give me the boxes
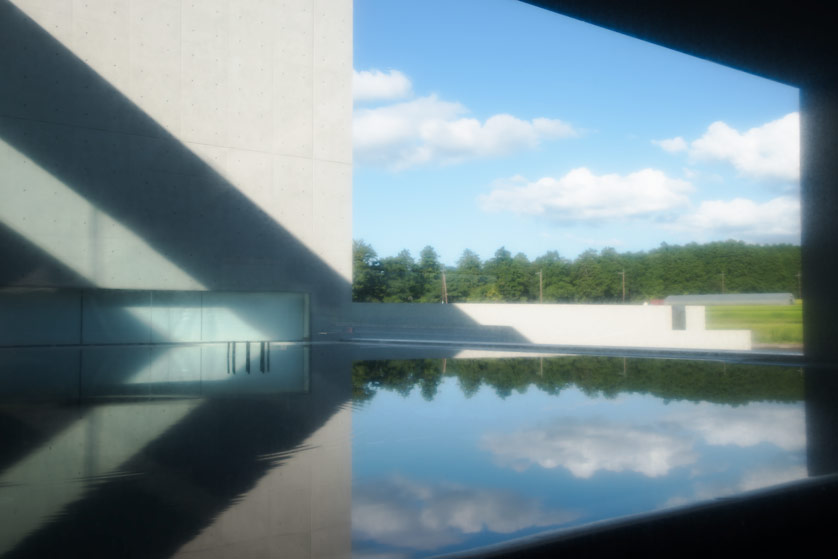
[664,293,795,306]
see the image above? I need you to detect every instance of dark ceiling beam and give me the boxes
[522,1,834,87]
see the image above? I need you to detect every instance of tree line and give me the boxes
[353,239,801,303]
[352,357,803,405]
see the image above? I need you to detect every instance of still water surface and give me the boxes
[350,355,806,557]
[0,345,808,558]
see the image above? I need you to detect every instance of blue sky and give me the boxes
[352,0,800,266]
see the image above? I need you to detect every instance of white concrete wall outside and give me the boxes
[686,305,706,330]
[349,303,752,351]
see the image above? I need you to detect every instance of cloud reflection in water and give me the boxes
[481,417,697,478]
[673,403,805,451]
[352,476,579,552]
[481,402,804,479]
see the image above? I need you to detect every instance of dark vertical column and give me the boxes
[802,82,838,475]
[801,83,838,364]
[806,367,838,476]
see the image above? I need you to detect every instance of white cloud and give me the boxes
[478,167,693,222]
[482,401,805,481]
[674,196,800,242]
[481,418,697,479]
[353,69,413,103]
[661,463,807,510]
[653,136,687,153]
[739,464,808,492]
[353,94,576,170]
[352,477,578,551]
[656,113,800,182]
[673,402,805,451]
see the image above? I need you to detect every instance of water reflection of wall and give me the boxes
[174,404,351,558]
[0,344,352,558]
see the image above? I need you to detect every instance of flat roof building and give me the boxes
[664,293,796,306]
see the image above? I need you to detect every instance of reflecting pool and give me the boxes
[350,355,807,557]
[0,344,826,558]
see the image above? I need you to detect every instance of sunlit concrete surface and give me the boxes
[0,138,205,290]
[348,303,752,350]
[0,0,352,334]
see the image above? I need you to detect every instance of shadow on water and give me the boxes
[0,345,353,559]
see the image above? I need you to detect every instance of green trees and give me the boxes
[352,240,383,302]
[448,249,483,302]
[380,250,418,302]
[534,251,573,302]
[352,239,802,303]
[416,246,443,302]
[352,357,804,404]
[572,249,609,301]
[484,247,531,301]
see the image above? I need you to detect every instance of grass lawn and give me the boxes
[706,302,803,346]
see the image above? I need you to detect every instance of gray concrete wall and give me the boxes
[0,0,352,335]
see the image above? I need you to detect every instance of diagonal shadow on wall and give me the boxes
[0,1,351,331]
[0,1,530,343]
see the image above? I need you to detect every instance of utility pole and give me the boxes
[617,269,626,303]
[721,271,725,294]
[537,269,543,303]
[441,269,448,304]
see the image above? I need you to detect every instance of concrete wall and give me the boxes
[348,303,752,351]
[0,0,352,334]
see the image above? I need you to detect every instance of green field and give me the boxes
[706,302,803,346]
